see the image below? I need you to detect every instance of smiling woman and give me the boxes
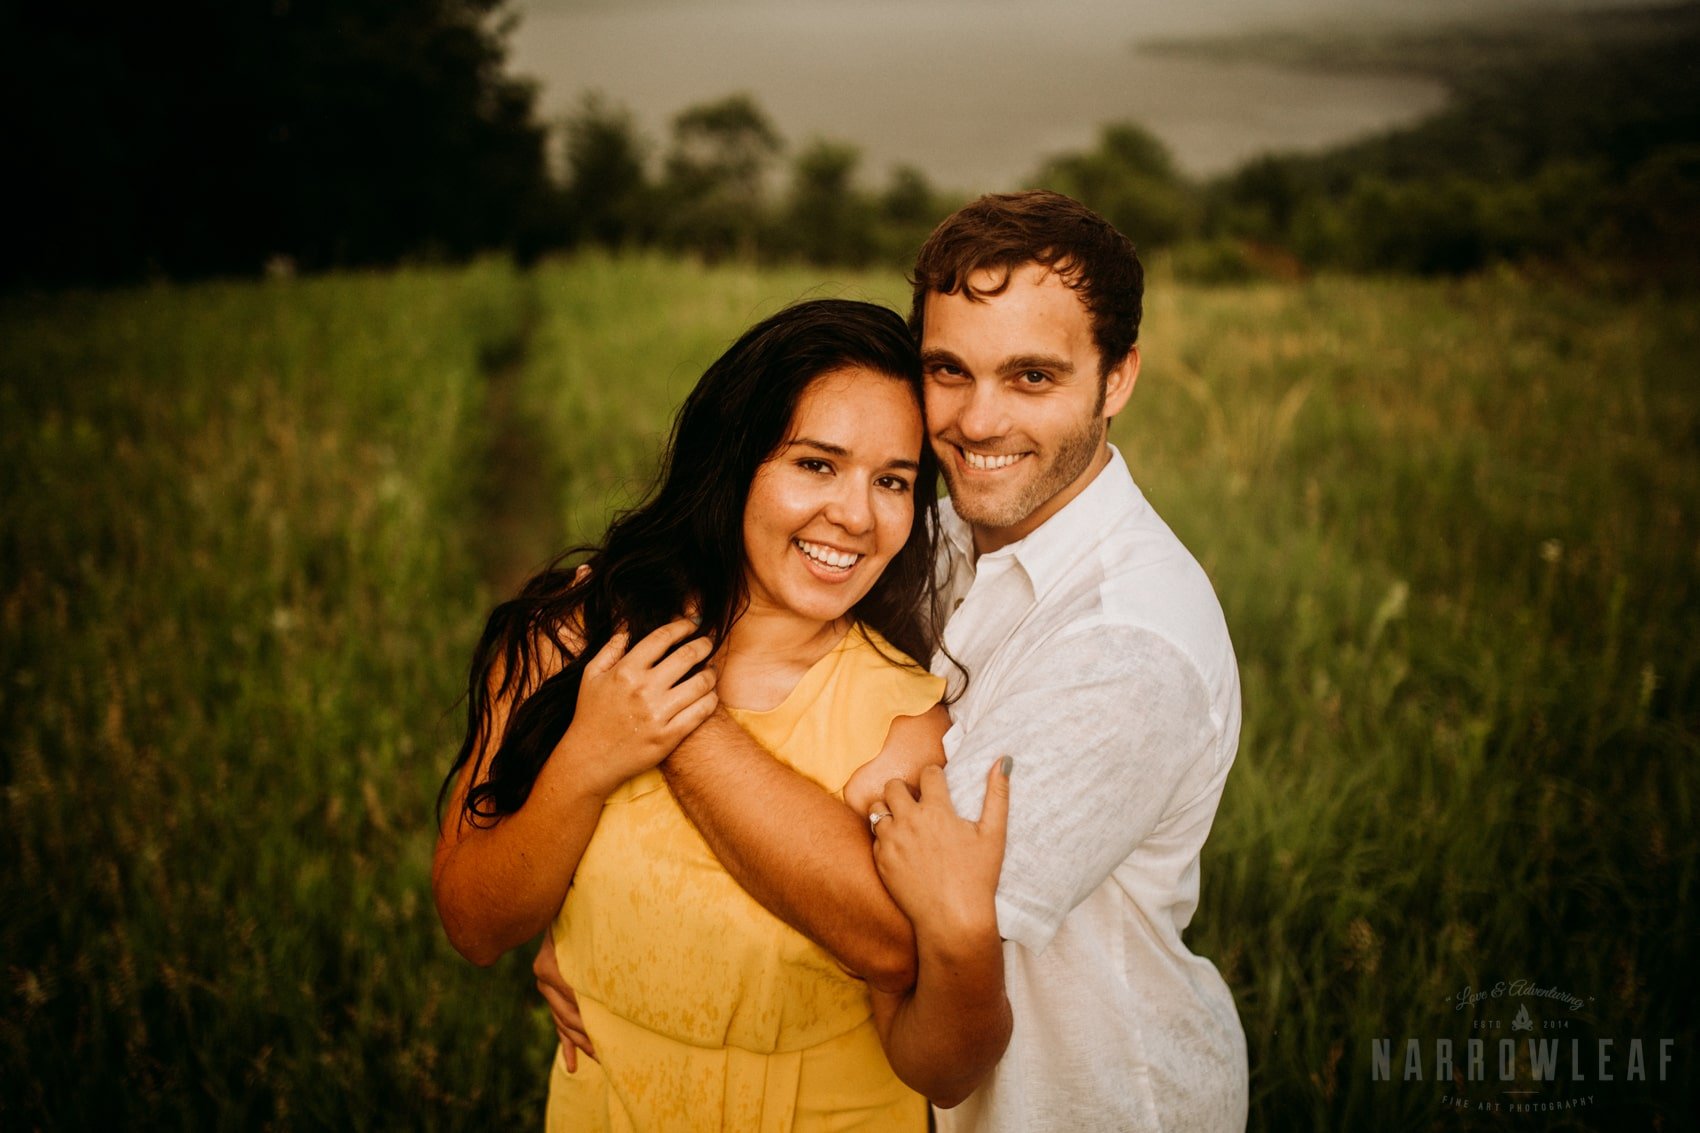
[431,298,1009,1129]
[739,369,923,635]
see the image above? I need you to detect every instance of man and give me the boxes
[545,190,1247,1130]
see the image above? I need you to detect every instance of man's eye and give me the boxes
[1018,370,1049,385]
[928,365,966,381]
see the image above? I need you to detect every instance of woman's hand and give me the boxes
[563,617,718,798]
[871,759,1011,941]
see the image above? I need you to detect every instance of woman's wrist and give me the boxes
[912,896,1000,963]
[544,725,624,803]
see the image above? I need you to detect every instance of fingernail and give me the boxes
[998,755,1014,778]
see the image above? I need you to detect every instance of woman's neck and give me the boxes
[716,604,849,712]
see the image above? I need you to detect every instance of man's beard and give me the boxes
[942,408,1106,533]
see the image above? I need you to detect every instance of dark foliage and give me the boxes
[3,0,549,287]
[1203,25,1700,279]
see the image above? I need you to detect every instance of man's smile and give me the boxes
[960,448,1031,472]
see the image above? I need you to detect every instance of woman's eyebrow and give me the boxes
[787,437,919,472]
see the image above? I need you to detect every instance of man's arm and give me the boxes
[660,708,932,992]
[946,626,1226,954]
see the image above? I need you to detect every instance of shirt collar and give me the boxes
[938,444,1144,595]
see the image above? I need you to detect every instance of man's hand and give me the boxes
[872,759,1011,940]
[534,928,596,1072]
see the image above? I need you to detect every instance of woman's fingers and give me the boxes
[651,631,716,688]
[623,617,702,669]
[662,665,718,719]
[978,757,1013,842]
[882,776,920,818]
[583,630,630,678]
[665,685,719,739]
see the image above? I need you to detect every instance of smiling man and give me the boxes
[535,190,1247,1131]
[905,191,1246,1131]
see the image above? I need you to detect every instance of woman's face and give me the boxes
[742,367,924,626]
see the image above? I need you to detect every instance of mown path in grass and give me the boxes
[470,281,564,598]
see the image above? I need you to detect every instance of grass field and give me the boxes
[3,254,1695,1129]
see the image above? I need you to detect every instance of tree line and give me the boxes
[7,1,1696,288]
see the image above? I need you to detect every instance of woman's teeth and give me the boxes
[964,450,1026,470]
[795,539,861,571]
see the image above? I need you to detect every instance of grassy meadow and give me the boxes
[2,254,1695,1129]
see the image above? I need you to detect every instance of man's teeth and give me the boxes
[964,450,1026,470]
[796,539,861,570]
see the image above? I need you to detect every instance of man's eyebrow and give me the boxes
[920,347,967,369]
[1000,354,1075,376]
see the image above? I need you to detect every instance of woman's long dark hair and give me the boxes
[441,299,945,826]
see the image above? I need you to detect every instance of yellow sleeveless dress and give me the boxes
[546,626,944,1133]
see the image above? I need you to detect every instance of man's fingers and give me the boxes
[978,756,1014,840]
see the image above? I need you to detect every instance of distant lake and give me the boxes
[508,0,1467,188]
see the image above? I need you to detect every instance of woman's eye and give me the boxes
[877,475,912,493]
[797,458,831,474]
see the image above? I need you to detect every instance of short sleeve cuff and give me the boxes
[996,891,1061,955]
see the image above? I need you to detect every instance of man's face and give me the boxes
[920,263,1138,553]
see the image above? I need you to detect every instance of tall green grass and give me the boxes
[1134,269,1699,1127]
[3,255,1694,1129]
[1,263,552,1127]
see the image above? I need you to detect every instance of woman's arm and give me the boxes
[869,760,1015,1108]
[431,619,718,965]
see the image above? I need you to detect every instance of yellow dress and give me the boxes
[547,626,944,1133]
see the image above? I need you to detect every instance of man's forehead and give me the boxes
[920,265,1094,359]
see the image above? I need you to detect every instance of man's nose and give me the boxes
[955,379,1009,441]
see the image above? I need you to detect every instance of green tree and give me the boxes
[1029,123,1198,250]
[561,93,653,249]
[785,140,875,266]
[659,93,783,259]
[3,0,550,286]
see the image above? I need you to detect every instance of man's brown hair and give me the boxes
[908,190,1144,377]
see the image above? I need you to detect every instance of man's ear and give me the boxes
[1102,345,1140,419]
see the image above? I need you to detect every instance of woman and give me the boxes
[433,300,1010,1130]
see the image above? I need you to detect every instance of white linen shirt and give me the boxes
[931,446,1247,1133]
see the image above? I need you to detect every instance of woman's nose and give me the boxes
[824,480,874,534]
